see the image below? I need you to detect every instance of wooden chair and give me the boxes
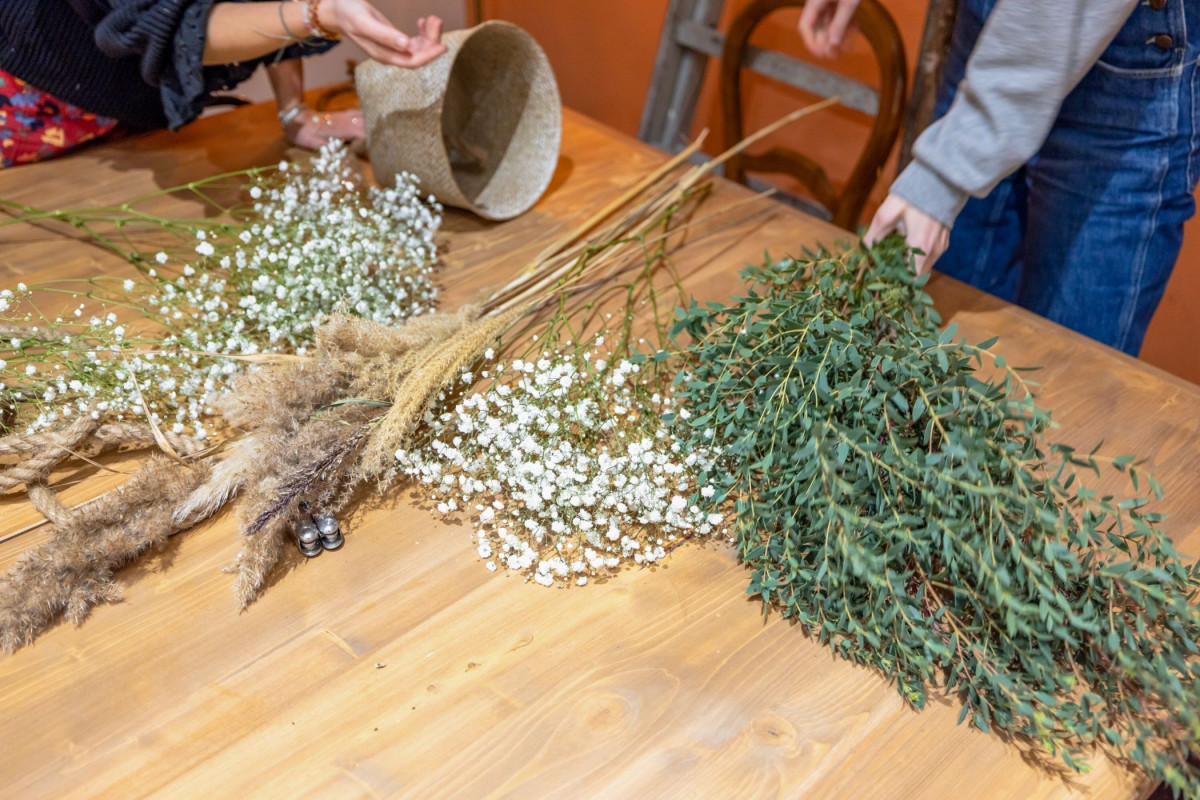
[719,0,906,229]
[899,0,958,171]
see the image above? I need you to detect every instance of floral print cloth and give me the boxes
[0,68,117,167]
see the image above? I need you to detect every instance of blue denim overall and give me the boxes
[934,0,1200,355]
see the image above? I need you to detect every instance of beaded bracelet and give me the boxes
[303,0,340,40]
[278,103,307,129]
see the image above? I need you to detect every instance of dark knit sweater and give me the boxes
[0,0,336,130]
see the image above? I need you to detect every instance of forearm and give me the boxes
[892,0,1137,226]
[266,58,305,111]
[204,1,318,65]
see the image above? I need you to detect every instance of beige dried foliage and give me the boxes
[0,457,211,651]
[317,309,479,401]
[231,405,379,606]
[357,308,522,480]
[0,102,811,639]
[229,515,288,609]
[231,515,289,609]
[215,353,341,435]
[172,435,264,527]
[186,310,476,605]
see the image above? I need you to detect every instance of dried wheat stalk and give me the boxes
[0,457,210,651]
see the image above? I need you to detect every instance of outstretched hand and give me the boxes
[864,194,950,276]
[798,0,861,58]
[322,2,447,68]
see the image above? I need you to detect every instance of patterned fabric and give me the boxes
[0,0,337,132]
[0,67,118,167]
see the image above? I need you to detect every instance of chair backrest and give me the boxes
[720,0,906,229]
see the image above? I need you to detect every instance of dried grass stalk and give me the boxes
[318,308,479,401]
[172,435,264,527]
[357,307,522,480]
[221,307,513,603]
[231,514,290,609]
[230,408,379,606]
[245,420,373,536]
[0,457,210,651]
[0,104,834,637]
[215,352,340,436]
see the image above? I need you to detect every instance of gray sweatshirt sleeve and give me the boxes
[890,0,1138,228]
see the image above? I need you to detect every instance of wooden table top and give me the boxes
[1,101,1196,800]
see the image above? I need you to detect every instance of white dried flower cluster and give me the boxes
[213,140,442,342]
[0,141,441,436]
[396,339,725,587]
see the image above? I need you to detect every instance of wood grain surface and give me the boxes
[1,102,1195,800]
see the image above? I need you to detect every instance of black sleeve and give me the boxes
[92,0,336,130]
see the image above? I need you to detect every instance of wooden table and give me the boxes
[1,102,1196,800]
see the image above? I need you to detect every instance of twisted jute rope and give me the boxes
[0,412,101,526]
[0,422,203,460]
[0,416,207,535]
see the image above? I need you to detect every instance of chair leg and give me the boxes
[639,0,727,153]
[897,0,958,173]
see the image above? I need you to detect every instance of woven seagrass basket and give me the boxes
[355,21,562,221]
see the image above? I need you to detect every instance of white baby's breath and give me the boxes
[1,141,442,437]
[397,334,724,587]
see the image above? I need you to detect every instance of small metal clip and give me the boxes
[294,516,323,558]
[313,513,344,551]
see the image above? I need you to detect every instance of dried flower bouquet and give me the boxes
[0,98,1197,795]
[0,100,836,646]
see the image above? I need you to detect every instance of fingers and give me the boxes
[352,20,446,67]
[865,193,952,276]
[827,0,859,53]
[399,16,445,67]
[288,123,328,151]
[323,110,365,139]
[420,15,443,44]
[797,0,830,53]
[395,42,448,68]
[335,0,445,69]
[905,212,950,276]
[912,228,950,276]
[345,12,410,60]
[798,0,858,58]
[287,111,367,151]
[864,195,905,246]
[910,248,930,277]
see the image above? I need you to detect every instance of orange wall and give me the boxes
[478,0,1200,385]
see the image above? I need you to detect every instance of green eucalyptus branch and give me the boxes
[674,237,1200,796]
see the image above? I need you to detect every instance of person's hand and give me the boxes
[321,2,446,68]
[285,108,365,150]
[798,0,860,58]
[864,193,950,276]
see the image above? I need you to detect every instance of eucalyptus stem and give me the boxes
[674,238,1200,795]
